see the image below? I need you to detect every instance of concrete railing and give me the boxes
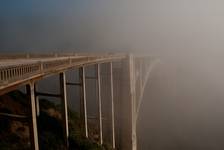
[0,54,126,87]
[0,63,41,84]
[0,52,126,59]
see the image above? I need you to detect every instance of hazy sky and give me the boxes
[1,0,224,55]
[1,1,224,150]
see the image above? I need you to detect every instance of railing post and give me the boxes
[26,82,39,150]
[59,72,69,149]
[110,62,116,149]
[80,67,88,138]
[97,64,103,144]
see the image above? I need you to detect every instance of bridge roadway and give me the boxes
[0,53,126,95]
[0,53,153,150]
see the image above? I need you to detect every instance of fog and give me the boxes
[1,0,224,149]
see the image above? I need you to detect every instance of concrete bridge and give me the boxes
[0,53,155,150]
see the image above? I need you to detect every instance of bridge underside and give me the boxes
[0,53,155,150]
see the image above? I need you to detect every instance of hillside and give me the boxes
[0,90,112,150]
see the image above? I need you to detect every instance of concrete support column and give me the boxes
[59,72,69,148]
[119,55,137,150]
[34,84,40,116]
[79,68,84,118]
[128,55,137,150]
[26,83,39,150]
[110,62,116,149]
[97,64,103,144]
[80,67,88,138]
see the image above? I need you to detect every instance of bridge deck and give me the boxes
[0,53,127,95]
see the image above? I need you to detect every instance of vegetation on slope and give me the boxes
[0,90,112,150]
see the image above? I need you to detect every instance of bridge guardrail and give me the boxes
[0,63,41,85]
[0,54,127,87]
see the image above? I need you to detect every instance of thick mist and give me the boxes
[1,0,224,149]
